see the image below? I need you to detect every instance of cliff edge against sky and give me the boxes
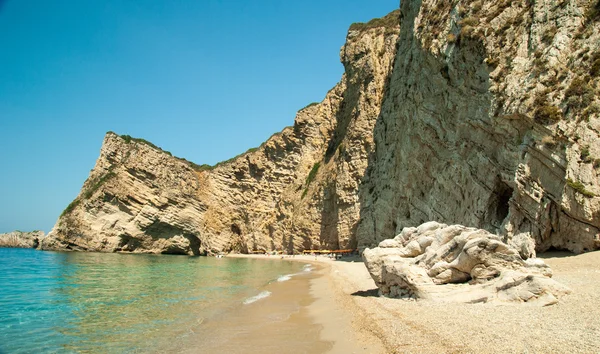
[41,10,401,255]
[42,1,600,256]
[357,0,600,256]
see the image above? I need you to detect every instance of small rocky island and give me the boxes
[0,231,45,249]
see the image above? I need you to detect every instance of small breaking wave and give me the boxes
[243,291,271,305]
[303,265,312,272]
[277,275,292,282]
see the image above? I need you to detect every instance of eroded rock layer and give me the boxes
[43,1,600,256]
[363,222,571,305]
[357,0,600,255]
[41,11,401,255]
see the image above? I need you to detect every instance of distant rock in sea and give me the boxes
[0,230,45,249]
[363,222,571,306]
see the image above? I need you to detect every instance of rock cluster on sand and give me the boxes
[0,231,45,249]
[363,222,571,306]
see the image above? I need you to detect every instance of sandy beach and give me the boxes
[230,251,600,353]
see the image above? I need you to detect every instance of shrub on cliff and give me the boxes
[534,105,562,124]
[83,172,116,199]
[119,134,171,155]
[349,9,400,32]
[565,77,594,110]
[580,145,591,162]
[566,178,596,198]
[61,200,80,217]
[533,92,562,124]
[585,0,600,21]
[301,162,321,199]
[592,58,600,76]
[305,162,320,186]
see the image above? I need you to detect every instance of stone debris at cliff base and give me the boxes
[363,222,571,306]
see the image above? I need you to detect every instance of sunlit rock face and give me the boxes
[363,222,571,306]
[43,1,600,256]
[357,0,600,255]
[41,11,402,255]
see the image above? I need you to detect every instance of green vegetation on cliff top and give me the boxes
[108,126,296,172]
[107,131,265,172]
[349,9,401,32]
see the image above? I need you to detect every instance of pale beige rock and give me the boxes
[363,222,571,305]
[43,1,600,256]
[0,231,45,248]
[357,0,600,255]
[41,11,402,255]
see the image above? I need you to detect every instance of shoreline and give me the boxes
[229,251,600,353]
[227,253,387,353]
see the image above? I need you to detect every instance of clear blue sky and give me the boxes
[0,0,399,233]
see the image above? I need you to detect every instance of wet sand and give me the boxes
[230,251,600,353]
[228,254,386,353]
[179,259,332,354]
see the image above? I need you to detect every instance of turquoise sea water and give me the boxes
[0,248,309,353]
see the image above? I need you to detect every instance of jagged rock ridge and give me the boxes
[0,231,45,249]
[43,0,600,256]
[357,0,600,255]
[41,10,402,255]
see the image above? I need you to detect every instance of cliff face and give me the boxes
[357,0,600,255]
[0,231,45,248]
[41,11,401,255]
[43,1,600,256]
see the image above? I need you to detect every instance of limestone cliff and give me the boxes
[40,11,401,255]
[357,0,600,255]
[43,1,600,256]
[0,231,45,248]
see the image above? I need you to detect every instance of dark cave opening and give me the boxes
[495,184,512,224]
[483,180,514,231]
[537,246,577,258]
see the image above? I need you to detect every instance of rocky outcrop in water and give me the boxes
[0,231,45,249]
[363,222,571,305]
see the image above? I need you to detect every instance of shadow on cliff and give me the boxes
[318,24,402,251]
[142,220,202,256]
[355,0,523,248]
[318,51,366,251]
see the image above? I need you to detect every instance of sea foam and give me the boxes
[243,291,271,305]
[277,275,292,282]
